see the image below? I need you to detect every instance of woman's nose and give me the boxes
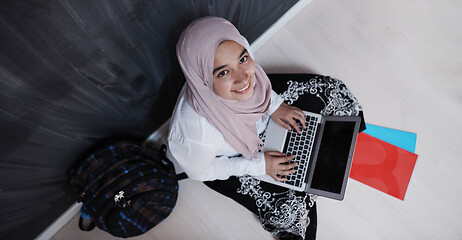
[234,69,248,84]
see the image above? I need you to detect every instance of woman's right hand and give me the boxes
[264,151,297,181]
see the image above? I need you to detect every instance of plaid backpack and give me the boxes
[68,140,179,238]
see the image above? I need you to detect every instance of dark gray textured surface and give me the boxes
[0,0,298,239]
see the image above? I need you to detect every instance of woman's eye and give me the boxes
[217,70,229,77]
[239,56,248,64]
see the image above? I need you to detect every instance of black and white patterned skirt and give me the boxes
[205,74,365,240]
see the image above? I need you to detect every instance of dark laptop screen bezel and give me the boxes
[305,116,361,200]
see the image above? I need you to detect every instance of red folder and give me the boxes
[349,132,418,200]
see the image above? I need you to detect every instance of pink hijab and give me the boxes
[176,16,272,159]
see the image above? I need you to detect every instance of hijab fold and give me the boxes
[176,16,272,159]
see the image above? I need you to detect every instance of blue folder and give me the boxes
[363,124,417,153]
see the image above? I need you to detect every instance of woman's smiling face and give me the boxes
[212,40,255,101]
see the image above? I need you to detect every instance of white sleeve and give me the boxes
[168,134,266,181]
[210,152,266,180]
[168,105,267,181]
[167,88,269,181]
[267,89,284,116]
[168,135,218,180]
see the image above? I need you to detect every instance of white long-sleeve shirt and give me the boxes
[168,86,284,181]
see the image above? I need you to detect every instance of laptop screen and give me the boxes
[310,120,357,194]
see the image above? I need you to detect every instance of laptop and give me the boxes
[257,111,361,200]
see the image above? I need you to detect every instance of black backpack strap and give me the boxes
[176,172,188,180]
[78,215,96,231]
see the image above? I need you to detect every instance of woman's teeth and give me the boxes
[235,82,250,93]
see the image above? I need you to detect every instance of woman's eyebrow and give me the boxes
[213,65,227,74]
[239,49,248,59]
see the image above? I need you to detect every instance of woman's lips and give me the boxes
[232,81,251,94]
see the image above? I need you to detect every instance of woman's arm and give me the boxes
[168,136,266,181]
[268,89,306,133]
[271,102,306,133]
[168,101,267,181]
[266,90,284,116]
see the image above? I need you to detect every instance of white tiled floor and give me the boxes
[52,0,462,239]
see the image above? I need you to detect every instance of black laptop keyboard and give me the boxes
[283,114,320,188]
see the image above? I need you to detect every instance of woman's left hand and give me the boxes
[271,103,306,133]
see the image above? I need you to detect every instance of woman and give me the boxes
[169,16,364,240]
